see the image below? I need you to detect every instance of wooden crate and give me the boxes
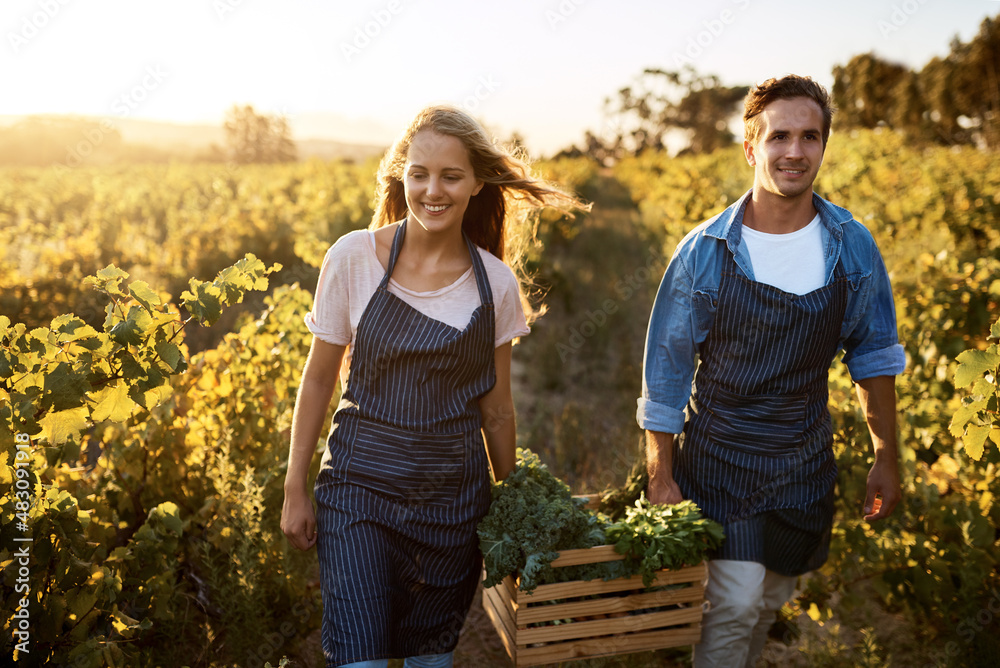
[482,544,707,667]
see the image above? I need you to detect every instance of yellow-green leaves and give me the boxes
[181,253,280,326]
[84,265,130,298]
[128,281,162,314]
[954,348,1000,389]
[949,315,1000,460]
[2,254,275,451]
[89,383,138,423]
[39,406,90,445]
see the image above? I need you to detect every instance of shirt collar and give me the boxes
[705,189,853,248]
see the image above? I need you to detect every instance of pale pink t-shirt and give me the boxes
[304,229,530,379]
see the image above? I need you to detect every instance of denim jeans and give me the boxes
[339,652,453,668]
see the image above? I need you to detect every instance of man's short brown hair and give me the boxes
[743,75,835,147]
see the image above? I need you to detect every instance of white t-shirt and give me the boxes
[305,229,530,377]
[741,214,825,295]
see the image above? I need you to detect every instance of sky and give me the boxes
[2,0,998,156]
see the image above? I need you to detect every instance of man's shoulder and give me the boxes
[814,195,884,272]
[673,198,742,258]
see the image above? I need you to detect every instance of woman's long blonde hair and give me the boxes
[371,105,587,322]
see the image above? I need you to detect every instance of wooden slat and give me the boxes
[501,574,519,611]
[520,563,706,602]
[516,583,705,625]
[481,559,708,665]
[515,624,703,667]
[517,605,702,645]
[549,544,624,567]
[482,585,517,662]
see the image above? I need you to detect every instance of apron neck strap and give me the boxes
[379,219,495,308]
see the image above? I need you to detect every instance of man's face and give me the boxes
[744,97,825,200]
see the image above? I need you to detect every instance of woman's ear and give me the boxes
[472,179,484,196]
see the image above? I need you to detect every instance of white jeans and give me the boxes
[693,560,798,668]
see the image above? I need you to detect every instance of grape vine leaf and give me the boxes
[129,281,162,313]
[90,382,138,423]
[110,306,153,347]
[181,281,223,326]
[954,347,1000,388]
[85,265,130,297]
[39,406,90,445]
[962,424,991,460]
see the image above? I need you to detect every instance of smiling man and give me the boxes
[637,75,906,667]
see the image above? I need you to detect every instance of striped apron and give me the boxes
[674,258,848,576]
[314,220,495,664]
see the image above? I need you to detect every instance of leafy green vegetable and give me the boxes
[477,448,605,592]
[606,493,726,587]
[478,449,724,592]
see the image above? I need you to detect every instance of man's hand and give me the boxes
[864,458,900,521]
[648,473,684,505]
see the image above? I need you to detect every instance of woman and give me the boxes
[281,105,583,667]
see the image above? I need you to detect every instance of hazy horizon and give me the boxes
[4,0,998,156]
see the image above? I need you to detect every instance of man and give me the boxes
[636,75,905,667]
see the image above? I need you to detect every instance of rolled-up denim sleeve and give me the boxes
[843,246,907,380]
[637,254,699,434]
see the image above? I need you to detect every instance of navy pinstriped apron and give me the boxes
[674,256,848,576]
[314,220,495,665]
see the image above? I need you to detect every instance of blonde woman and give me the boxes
[281,105,583,667]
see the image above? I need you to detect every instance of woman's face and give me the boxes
[403,129,484,236]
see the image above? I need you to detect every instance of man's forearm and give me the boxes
[855,374,901,520]
[855,374,898,461]
[646,430,675,481]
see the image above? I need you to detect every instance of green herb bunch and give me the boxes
[606,493,726,586]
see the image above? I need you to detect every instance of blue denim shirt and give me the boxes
[637,190,907,435]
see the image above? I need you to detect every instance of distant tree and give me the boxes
[832,15,1000,149]
[918,56,970,145]
[223,104,297,164]
[601,66,748,157]
[557,66,746,163]
[832,53,912,130]
[936,16,1000,148]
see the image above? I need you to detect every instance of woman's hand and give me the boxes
[281,489,318,551]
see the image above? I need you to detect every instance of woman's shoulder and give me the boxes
[328,228,371,257]
[325,228,389,272]
[474,246,518,285]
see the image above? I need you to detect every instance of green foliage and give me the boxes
[478,448,605,593]
[596,452,649,521]
[0,258,328,667]
[605,495,724,587]
[949,315,1000,459]
[0,160,375,341]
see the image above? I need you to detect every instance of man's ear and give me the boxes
[744,139,756,167]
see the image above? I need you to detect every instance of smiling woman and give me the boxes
[280,105,587,668]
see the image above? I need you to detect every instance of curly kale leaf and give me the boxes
[478,448,608,593]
